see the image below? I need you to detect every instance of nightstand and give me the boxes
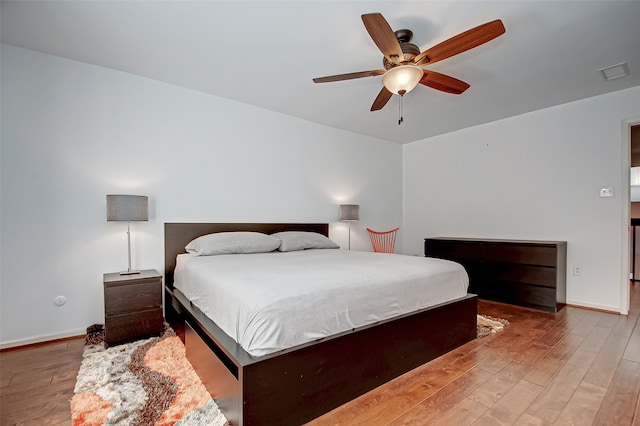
[103,269,164,346]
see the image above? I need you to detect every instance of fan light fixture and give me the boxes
[382,65,423,95]
[313,13,506,124]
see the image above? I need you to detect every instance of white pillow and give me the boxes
[185,232,281,256]
[272,231,340,252]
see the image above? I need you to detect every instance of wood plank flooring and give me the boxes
[0,337,84,425]
[2,283,639,425]
[311,283,640,426]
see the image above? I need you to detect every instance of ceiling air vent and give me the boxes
[598,62,629,81]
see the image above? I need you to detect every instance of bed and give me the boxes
[164,223,477,425]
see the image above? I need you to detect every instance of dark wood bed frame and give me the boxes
[164,223,478,425]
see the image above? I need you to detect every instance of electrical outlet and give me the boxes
[573,265,582,276]
[600,186,614,197]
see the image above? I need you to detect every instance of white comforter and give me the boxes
[174,249,468,357]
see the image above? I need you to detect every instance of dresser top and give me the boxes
[425,237,567,246]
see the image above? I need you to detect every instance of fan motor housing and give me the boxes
[383,29,421,69]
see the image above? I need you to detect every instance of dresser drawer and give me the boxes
[105,307,164,345]
[105,280,162,315]
[482,242,558,267]
[483,263,557,288]
[482,281,558,311]
[425,239,482,261]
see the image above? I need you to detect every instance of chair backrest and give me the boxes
[366,227,399,253]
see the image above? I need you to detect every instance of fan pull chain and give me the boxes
[398,89,406,125]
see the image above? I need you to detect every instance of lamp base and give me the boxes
[119,269,141,275]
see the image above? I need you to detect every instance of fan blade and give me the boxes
[371,87,393,111]
[419,70,470,94]
[414,19,505,66]
[313,70,385,83]
[362,13,403,64]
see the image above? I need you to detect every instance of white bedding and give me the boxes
[174,249,468,357]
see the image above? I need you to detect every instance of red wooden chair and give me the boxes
[366,227,399,253]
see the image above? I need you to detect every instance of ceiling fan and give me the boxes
[313,13,506,121]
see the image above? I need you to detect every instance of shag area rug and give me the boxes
[70,324,228,426]
[477,314,509,338]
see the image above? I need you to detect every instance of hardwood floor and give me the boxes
[0,337,84,425]
[2,284,639,425]
[311,283,640,426]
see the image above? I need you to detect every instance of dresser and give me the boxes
[425,238,567,312]
[103,269,164,346]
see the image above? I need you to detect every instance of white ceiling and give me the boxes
[2,0,639,144]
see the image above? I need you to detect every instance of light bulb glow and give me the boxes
[382,65,423,95]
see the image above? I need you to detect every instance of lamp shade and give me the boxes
[339,204,360,221]
[106,195,149,222]
[382,65,423,95]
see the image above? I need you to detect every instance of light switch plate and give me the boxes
[600,186,614,197]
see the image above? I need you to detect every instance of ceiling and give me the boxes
[2,1,639,144]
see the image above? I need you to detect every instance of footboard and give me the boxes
[172,288,477,425]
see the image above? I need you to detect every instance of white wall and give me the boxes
[0,45,403,347]
[403,86,640,312]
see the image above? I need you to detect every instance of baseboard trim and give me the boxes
[0,328,86,350]
[565,302,620,315]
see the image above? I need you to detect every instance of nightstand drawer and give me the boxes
[105,307,164,345]
[104,280,162,315]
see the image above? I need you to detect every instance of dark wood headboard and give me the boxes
[164,223,329,288]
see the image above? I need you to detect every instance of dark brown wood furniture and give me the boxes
[631,218,640,282]
[103,269,164,346]
[164,223,478,426]
[425,237,567,312]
